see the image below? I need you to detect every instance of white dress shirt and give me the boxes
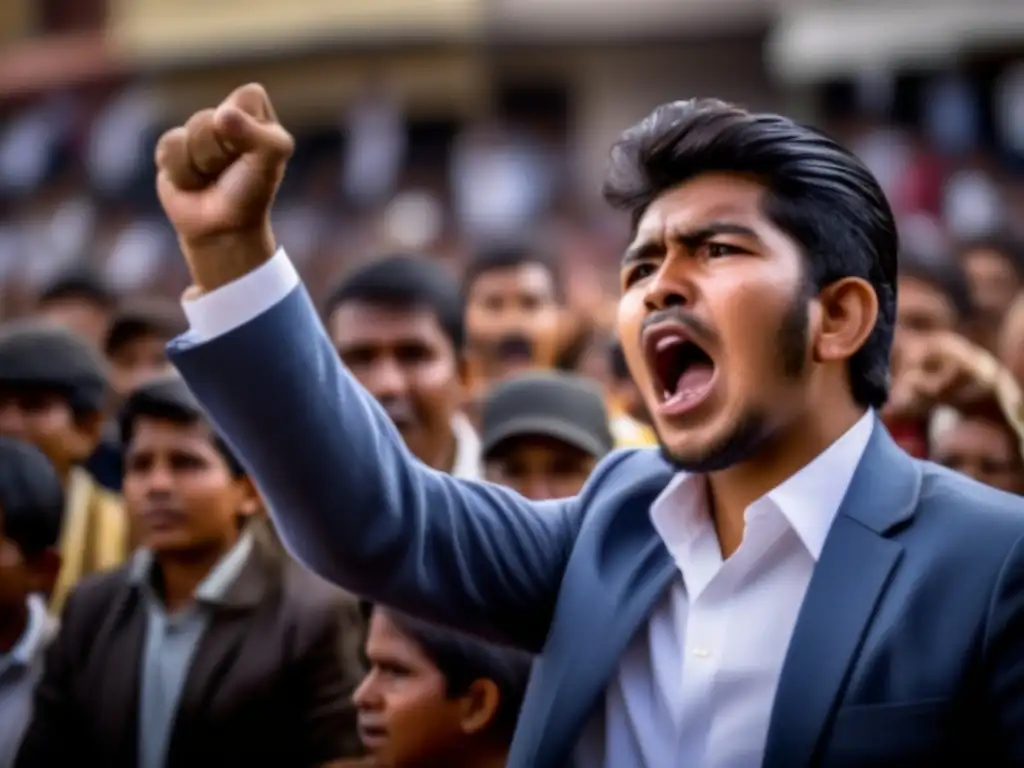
[183,250,876,768]
[575,410,874,767]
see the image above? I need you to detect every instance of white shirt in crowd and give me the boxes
[182,250,874,767]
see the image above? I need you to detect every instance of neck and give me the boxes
[0,602,30,655]
[462,746,508,768]
[707,402,868,558]
[156,537,236,612]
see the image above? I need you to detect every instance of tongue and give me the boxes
[675,362,714,396]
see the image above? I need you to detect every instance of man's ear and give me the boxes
[812,277,878,365]
[235,475,261,521]
[458,678,501,736]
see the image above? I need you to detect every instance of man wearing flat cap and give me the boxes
[481,372,614,501]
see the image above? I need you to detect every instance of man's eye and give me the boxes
[624,263,656,286]
[706,242,743,258]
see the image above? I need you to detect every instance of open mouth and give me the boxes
[358,723,389,749]
[644,324,717,417]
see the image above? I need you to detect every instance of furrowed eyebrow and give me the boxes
[622,221,760,266]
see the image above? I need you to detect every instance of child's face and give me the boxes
[123,416,254,555]
[353,611,468,768]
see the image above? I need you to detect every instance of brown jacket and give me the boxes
[17,527,367,768]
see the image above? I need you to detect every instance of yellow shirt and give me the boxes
[608,402,657,448]
[50,467,129,615]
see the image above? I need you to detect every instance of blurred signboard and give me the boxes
[768,2,1024,83]
[106,0,483,63]
[489,0,770,40]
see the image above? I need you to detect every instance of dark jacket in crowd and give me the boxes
[15,526,367,767]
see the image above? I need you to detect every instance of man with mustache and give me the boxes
[463,244,564,392]
[323,255,480,478]
[159,86,1024,766]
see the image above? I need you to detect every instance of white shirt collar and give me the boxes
[0,594,50,671]
[651,410,875,562]
[451,412,482,480]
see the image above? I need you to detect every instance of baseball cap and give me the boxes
[481,371,614,460]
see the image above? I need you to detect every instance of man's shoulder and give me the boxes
[586,447,672,497]
[913,460,1024,546]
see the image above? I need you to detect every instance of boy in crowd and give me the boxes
[0,438,63,767]
[481,372,614,501]
[17,375,366,767]
[0,323,126,613]
[356,603,531,768]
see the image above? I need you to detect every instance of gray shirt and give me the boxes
[0,595,55,768]
[133,533,254,768]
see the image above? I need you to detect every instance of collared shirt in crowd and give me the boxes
[133,531,254,768]
[450,412,482,480]
[15,523,366,768]
[575,411,874,767]
[0,595,55,768]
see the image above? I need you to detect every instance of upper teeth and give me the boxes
[655,335,685,352]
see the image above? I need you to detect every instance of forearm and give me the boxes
[170,255,582,648]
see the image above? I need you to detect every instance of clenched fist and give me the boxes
[155,83,294,295]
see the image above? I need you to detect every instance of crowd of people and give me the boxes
[0,77,1022,767]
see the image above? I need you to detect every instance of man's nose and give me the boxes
[365,358,408,399]
[641,259,694,313]
[352,671,378,708]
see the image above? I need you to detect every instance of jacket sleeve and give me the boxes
[169,282,622,652]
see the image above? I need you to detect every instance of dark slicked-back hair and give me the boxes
[603,98,899,409]
[324,255,466,354]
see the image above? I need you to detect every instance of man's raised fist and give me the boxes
[155,83,294,294]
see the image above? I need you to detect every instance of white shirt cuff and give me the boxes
[181,248,300,342]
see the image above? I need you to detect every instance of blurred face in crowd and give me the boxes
[0,387,103,480]
[108,333,173,402]
[962,245,1021,330]
[329,302,463,471]
[354,609,498,768]
[932,416,1024,495]
[484,435,598,500]
[123,416,255,556]
[465,263,562,386]
[35,299,111,351]
[617,174,873,470]
[890,276,961,424]
[895,276,958,349]
[0,511,59,623]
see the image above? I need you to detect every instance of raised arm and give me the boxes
[155,84,608,651]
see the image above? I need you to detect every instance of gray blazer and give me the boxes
[169,283,1024,767]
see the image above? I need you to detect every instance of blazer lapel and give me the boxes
[90,584,146,763]
[168,538,275,754]
[520,463,676,767]
[763,419,921,768]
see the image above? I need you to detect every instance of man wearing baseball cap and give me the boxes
[481,372,614,501]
